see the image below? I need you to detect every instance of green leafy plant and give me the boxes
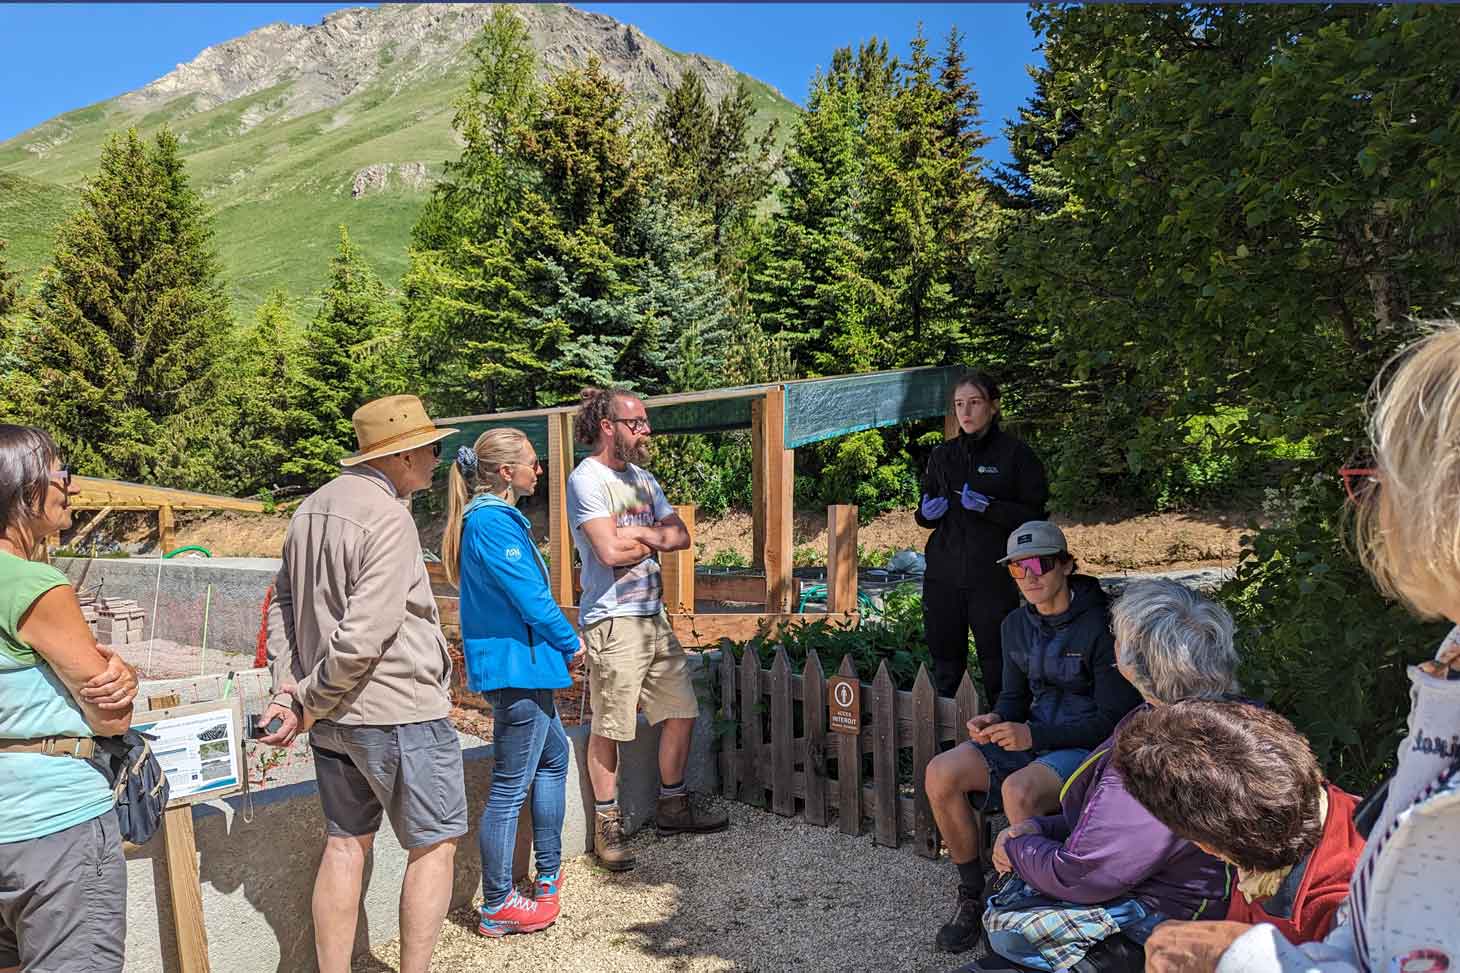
[1221,478,1446,793]
[707,548,749,569]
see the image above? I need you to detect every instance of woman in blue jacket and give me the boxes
[442,427,583,939]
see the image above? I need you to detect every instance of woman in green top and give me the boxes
[0,425,139,973]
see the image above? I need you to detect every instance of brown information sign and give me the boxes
[827,676,861,735]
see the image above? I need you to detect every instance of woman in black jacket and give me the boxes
[916,371,1049,701]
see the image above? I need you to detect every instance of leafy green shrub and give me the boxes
[707,548,749,569]
[857,544,897,567]
[653,432,753,518]
[1221,478,1445,793]
[792,545,820,567]
[797,428,921,522]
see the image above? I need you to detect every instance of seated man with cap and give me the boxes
[256,395,465,973]
[923,521,1143,955]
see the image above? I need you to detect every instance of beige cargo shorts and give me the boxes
[584,611,699,741]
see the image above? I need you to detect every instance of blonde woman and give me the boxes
[442,428,583,939]
[1144,324,1460,973]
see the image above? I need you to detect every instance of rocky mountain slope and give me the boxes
[0,3,797,315]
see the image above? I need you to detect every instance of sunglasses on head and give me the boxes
[1007,555,1060,579]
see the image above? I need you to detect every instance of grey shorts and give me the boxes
[309,718,468,849]
[0,812,126,972]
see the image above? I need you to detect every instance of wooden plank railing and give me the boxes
[716,647,986,859]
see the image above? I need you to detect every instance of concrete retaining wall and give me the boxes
[55,556,278,655]
[124,676,720,973]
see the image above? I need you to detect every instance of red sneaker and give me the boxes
[478,890,559,938]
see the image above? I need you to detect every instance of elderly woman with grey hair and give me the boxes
[963,579,1241,973]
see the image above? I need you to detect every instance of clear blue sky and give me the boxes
[0,3,1043,166]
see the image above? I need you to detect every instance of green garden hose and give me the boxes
[164,545,212,559]
[796,583,877,615]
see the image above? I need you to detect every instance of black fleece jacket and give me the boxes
[915,421,1049,588]
[993,575,1144,752]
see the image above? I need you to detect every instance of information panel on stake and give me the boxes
[133,698,245,807]
[827,676,861,735]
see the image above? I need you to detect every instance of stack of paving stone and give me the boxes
[95,599,146,645]
[78,593,101,640]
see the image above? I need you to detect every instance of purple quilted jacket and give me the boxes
[1004,706,1232,920]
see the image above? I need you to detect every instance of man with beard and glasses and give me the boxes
[566,387,728,872]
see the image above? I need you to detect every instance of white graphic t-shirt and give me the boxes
[567,456,675,627]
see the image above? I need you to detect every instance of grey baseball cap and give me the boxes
[997,521,1068,564]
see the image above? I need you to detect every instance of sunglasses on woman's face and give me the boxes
[1007,555,1059,580]
[48,465,72,492]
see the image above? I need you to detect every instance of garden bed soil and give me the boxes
[351,799,981,973]
[94,504,1247,576]
[694,507,1248,575]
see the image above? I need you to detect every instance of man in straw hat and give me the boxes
[257,395,462,973]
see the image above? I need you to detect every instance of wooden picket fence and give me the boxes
[715,647,985,859]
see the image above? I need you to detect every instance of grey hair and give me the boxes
[1112,579,1239,704]
[0,425,59,532]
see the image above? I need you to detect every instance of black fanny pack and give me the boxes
[92,731,169,844]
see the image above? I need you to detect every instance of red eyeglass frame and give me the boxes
[1338,466,1378,504]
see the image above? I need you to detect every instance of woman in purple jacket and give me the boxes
[965,579,1240,973]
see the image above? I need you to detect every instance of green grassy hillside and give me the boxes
[0,4,798,319]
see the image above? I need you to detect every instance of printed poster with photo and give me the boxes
[133,698,244,805]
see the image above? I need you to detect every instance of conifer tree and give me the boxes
[216,289,313,494]
[21,128,232,488]
[285,227,407,485]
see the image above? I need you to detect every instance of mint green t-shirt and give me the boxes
[0,551,114,842]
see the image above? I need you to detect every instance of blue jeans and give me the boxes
[479,689,570,909]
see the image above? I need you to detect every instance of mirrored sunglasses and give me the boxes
[1007,555,1059,580]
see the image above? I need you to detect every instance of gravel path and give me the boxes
[352,800,979,973]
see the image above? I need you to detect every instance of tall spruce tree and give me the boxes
[285,227,407,485]
[215,289,313,494]
[21,128,232,488]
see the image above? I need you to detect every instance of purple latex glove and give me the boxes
[920,494,949,520]
[960,484,991,513]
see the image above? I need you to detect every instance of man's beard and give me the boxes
[613,437,651,466]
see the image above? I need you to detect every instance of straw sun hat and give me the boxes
[339,395,457,467]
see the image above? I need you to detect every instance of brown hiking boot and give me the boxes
[655,794,730,835]
[593,807,635,872]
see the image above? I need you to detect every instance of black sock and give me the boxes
[595,798,618,813]
[659,778,687,799]
[956,859,986,899]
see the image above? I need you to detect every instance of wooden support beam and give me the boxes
[158,504,176,555]
[546,411,576,608]
[661,504,696,613]
[72,475,266,513]
[163,807,211,972]
[826,504,859,614]
[753,389,794,612]
[68,506,114,551]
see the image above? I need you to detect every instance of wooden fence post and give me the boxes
[546,411,576,607]
[953,671,991,865]
[753,388,794,612]
[911,664,940,859]
[158,504,175,555]
[719,649,739,800]
[826,504,859,614]
[802,649,828,826]
[769,648,795,817]
[662,503,697,613]
[739,648,764,808]
[870,660,898,847]
[835,654,862,835]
